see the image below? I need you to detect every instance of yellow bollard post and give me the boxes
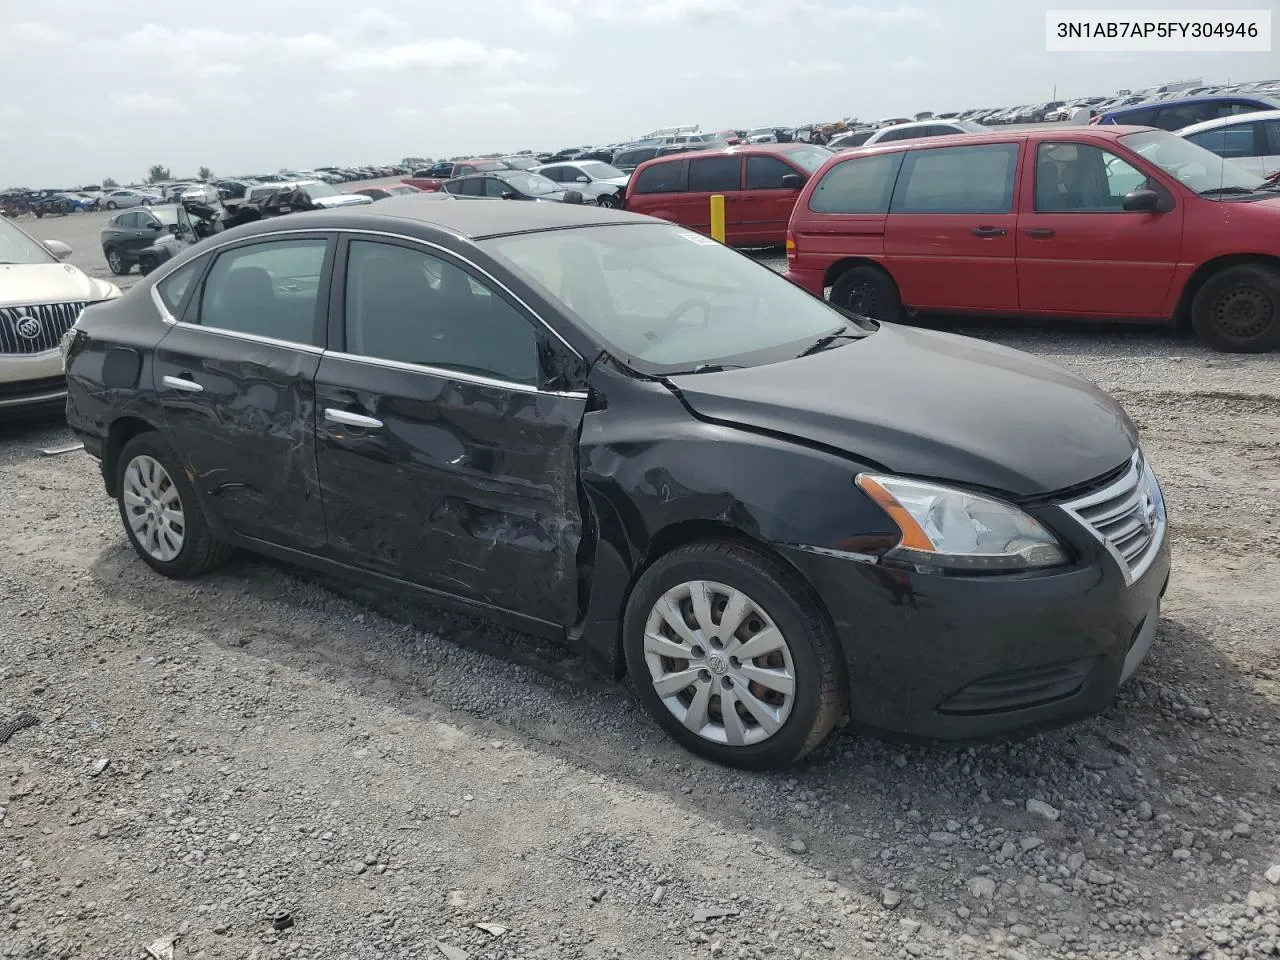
[709,194,726,243]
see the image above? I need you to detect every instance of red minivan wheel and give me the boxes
[830,266,902,323]
[1190,264,1280,353]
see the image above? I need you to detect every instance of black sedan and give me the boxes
[63,201,1169,769]
[440,169,585,204]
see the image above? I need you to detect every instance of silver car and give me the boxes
[100,189,161,210]
[1,216,121,418]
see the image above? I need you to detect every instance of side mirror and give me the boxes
[780,173,806,190]
[576,175,590,183]
[44,240,72,260]
[148,220,163,230]
[501,190,518,200]
[1122,188,1161,212]
[562,190,585,205]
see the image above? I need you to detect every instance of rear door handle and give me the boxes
[325,408,383,429]
[971,226,1007,238]
[1025,228,1056,238]
[161,375,203,393]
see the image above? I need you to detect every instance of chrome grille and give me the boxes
[1060,450,1166,586]
[0,301,88,355]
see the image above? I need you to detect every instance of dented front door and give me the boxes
[312,235,586,625]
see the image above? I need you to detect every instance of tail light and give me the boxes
[785,228,797,263]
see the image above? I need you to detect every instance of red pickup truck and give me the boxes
[402,159,511,192]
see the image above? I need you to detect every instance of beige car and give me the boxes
[1,216,120,418]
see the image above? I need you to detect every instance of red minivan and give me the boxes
[786,126,1280,351]
[624,143,832,245]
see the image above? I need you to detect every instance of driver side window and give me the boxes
[343,240,540,386]
[1034,142,1148,212]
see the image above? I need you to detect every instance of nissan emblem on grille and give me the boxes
[15,316,41,340]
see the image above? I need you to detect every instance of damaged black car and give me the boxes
[64,201,1169,769]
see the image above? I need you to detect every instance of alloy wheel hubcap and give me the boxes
[122,455,185,562]
[1214,286,1273,340]
[643,580,796,747]
[108,251,121,270]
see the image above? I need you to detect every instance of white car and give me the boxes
[1176,109,1280,179]
[100,189,161,210]
[861,119,988,146]
[241,180,373,209]
[0,216,120,418]
[180,183,220,204]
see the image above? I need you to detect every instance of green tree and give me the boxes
[102,176,118,188]
[147,164,172,184]
[198,166,212,181]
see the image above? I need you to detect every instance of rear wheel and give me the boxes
[1190,264,1280,353]
[623,540,845,769]
[105,201,117,210]
[105,246,129,275]
[116,433,233,579]
[597,194,620,208]
[830,265,902,323]
[138,256,157,276]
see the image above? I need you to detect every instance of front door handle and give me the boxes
[1025,228,1056,238]
[161,375,203,392]
[971,226,1007,238]
[325,408,383,429]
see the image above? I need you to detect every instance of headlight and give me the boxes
[856,474,1069,572]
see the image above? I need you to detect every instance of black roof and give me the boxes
[216,195,652,243]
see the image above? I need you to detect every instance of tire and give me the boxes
[597,194,620,209]
[105,247,129,276]
[105,201,117,210]
[138,257,156,277]
[143,199,152,207]
[623,540,846,770]
[115,433,233,579]
[829,265,902,323]
[1189,264,1280,353]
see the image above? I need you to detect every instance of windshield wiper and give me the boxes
[1199,186,1255,196]
[797,331,861,358]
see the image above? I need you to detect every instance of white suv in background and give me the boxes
[1,217,120,418]
[1176,110,1280,178]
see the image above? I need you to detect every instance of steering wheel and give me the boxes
[663,298,712,327]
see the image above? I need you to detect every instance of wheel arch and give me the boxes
[824,256,893,290]
[102,415,161,497]
[1173,253,1280,327]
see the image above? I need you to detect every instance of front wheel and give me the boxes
[116,433,233,579]
[138,257,156,276]
[623,541,846,769]
[829,265,902,323]
[105,201,117,210]
[1190,264,1280,353]
[597,194,620,209]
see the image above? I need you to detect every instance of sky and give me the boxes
[1,0,1275,186]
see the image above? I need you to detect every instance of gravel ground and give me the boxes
[3,193,1280,960]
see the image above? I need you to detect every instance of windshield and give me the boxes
[956,120,989,132]
[502,156,538,170]
[783,145,834,173]
[1120,130,1265,194]
[0,216,56,265]
[151,208,181,224]
[301,181,338,198]
[500,171,560,196]
[474,160,509,172]
[579,161,626,179]
[748,127,776,136]
[484,223,867,373]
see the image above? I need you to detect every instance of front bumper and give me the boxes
[0,350,67,418]
[781,522,1171,741]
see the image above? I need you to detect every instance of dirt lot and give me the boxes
[2,201,1279,960]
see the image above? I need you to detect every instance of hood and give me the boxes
[313,194,372,208]
[0,263,121,308]
[667,324,1137,499]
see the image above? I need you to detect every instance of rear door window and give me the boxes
[687,156,741,192]
[890,143,1019,214]
[633,161,685,194]
[1155,103,1210,129]
[1263,120,1280,155]
[808,152,903,213]
[1116,106,1158,126]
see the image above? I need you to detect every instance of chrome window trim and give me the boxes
[322,349,588,399]
[147,226,584,360]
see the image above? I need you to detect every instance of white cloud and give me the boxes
[778,61,845,77]
[0,105,23,119]
[891,56,921,70]
[393,107,424,118]
[318,89,358,104]
[438,101,518,119]
[9,21,67,43]
[117,14,528,77]
[524,0,926,30]
[111,93,180,112]
[484,80,586,98]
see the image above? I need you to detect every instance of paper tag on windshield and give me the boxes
[677,232,718,245]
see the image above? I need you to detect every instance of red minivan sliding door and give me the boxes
[883,141,1021,313]
[1017,140,1183,318]
[685,154,744,239]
